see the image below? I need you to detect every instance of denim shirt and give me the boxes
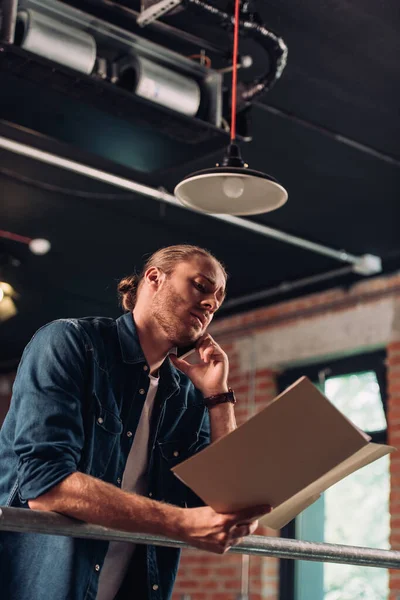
[0,313,210,600]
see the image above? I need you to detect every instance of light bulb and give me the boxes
[222,176,245,199]
[29,238,51,255]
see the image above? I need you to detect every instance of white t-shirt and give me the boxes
[96,373,160,600]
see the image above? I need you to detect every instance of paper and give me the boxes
[172,377,395,529]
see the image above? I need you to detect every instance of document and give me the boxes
[172,376,395,529]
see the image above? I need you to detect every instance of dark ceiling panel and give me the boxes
[0,0,399,362]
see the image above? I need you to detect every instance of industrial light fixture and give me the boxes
[0,230,51,255]
[174,0,288,216]
[0,281,18,322]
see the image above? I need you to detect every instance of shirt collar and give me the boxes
[116,312,181,392]
[116,312,146,364]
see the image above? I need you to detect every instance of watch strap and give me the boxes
[204,388,236,408]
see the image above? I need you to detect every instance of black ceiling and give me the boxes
[0,0,399,364]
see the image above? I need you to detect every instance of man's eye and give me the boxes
[194,282,206,292]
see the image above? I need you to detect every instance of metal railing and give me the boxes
[0,506,399,569]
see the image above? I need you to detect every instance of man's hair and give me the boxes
[117,244,227,312]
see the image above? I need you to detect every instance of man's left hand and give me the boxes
[170,334,229,397]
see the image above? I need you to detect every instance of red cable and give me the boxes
[0,230,32,245]
[230,0,240,142]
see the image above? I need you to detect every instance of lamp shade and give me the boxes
[0,281,17,322]
[174,166,288,215]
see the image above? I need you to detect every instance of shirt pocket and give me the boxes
[157,432,200,467]
[89,395,123,479]
[156,432,200,506]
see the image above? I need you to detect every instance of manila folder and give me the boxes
[172,376,394,529]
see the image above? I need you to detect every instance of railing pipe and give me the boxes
[0,506,399,569]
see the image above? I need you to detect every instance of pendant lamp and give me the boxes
[174,0,288,216]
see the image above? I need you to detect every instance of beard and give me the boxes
[150,281,202,347]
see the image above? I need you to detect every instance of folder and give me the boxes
[172,377,395,529]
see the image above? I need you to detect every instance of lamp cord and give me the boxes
[230,0,240,142]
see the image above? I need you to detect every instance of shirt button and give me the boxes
[143,365,148,371]
[117,478,121,485]
[127,431,133,438]
[152,584,159,591]
[95,564,100,572]
[139,388,145,395]
[173,451,179,457]
[97,417,104,425]
[148,492,153,497]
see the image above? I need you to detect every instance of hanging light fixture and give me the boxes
[0,281,18,322]
[174,0,288,216]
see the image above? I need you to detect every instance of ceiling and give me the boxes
[0,0,399,365]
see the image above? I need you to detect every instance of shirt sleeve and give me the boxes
[12,319,89,502]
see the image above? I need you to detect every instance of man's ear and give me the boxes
[144,266,165,290]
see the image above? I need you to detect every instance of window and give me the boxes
[279,352,389,600]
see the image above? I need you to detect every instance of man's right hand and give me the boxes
[27,472,270,556]
[177,504,271,554]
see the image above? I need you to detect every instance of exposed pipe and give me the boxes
[0,135,375,270]
[239,555,249,600]
[237,335,257,600]
[220,265,354,311]
[0,0,18,44]
[183,0,288,103]
[1,506,400,569]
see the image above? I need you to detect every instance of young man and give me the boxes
[0,244,268,600]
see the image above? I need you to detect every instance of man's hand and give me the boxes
[176,504,271,555]
[170,334,229,397]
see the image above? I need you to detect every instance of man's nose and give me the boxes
[201,295,218,313]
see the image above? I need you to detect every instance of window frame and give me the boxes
[278,349,388,600]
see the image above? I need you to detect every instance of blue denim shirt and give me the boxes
[0,312,210,600]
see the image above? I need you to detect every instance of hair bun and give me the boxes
[117,274,138,311]
[117,275,137,294]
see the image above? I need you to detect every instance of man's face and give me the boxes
[150,255,226,347]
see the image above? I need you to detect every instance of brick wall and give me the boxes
[173,272,400,600]
[172,356,280,600]
[1,273,400,598]
[388,341,400,599]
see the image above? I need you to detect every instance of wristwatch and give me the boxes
[203,388,236,408]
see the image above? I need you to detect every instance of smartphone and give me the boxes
[177,344,197,360]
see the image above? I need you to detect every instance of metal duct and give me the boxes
[15,9,96,74]
[117,55,201,117]
[0,0,18,44]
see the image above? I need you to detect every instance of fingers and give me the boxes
[196,334,225,363]
[229,520,259,539]
[249,521,259,535]
[169,354,191,375]
[230,524,251,539]
[232,504,271,522]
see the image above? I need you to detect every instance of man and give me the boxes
[0,244,268,600]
